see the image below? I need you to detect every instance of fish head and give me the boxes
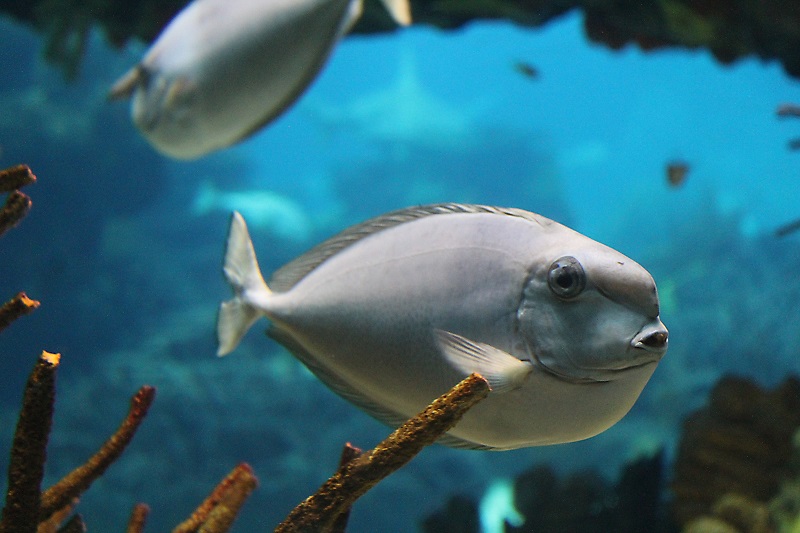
[517,242,668,383]
[128,67,201,158]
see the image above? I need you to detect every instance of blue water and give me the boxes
[1,8,799,532]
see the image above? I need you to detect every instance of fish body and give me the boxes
[110,0,411,159]
[218,204,668,450]
[666,161,689,188]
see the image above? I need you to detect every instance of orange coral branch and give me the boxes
[125,503,149,533]
[36,498,78,533]
[39,386,156,522]
[0,293,40,333]
[0,351,60,533]
[53,514,84,533]
[172,463,258,533]
[0,165,36,193]
[330,443,362,533]
[275,373,491,533]
[0,191,32,238]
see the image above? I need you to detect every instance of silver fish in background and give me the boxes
[109,0,412,159]
[217,204,668,450]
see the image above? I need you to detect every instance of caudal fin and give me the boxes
[380,0,412,26]
[217,212,271,356]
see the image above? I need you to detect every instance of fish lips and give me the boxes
[533,318,668,384]
[630,319,669,362]
[600,318,668,372]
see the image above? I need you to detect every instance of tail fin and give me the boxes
[380,0,412,26]
[217,212,271,356]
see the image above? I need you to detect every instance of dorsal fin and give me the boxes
[268,203,546,292]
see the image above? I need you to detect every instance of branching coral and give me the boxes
[276,373,490,532]
[39,386,155,521]
[172,463,258,533]
[0,350,59,533]
[0,350,156,533]
[125,503,149,533]
[0,163,494,532]
[0,165,36,238]
[0,293,40,333]
[0,165,37,194]
[0,165,39,333]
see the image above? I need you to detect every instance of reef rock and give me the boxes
[421,450,674,532]
[2,0,800,78]
[671,375,800,526]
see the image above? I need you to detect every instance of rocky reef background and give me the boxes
[2,0,800,80]
[1,4,800,532]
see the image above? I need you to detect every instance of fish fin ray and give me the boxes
[436,434,502,450]
[270,203,547,291]
[341,0,363,33]
[217,299,261,356]
[380,0,412,26]
[435,330,533,393]
[108,65,142,101]
[223,211,268,293]
[217,212,270,356]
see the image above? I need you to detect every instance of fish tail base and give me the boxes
[217,298,261,356]
[217,211,270,356]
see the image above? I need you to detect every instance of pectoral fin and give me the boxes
[108,65,142,101]
[435,330,533,393]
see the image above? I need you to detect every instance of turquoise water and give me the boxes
[1,9,799,532]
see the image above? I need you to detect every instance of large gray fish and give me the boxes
[217,204,668,450]
[109,0,411,159]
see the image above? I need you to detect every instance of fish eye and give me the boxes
[547,256,586,299]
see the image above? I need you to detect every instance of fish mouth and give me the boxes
[630,319,669,362]
[532,319,668,384]
[532,347,658,383]
[541,357,661,384]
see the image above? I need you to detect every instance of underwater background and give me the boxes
[1,5,800,532]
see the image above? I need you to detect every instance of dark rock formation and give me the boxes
[671,375,800,526]
[421,450,676,532]
[1,0,800,79]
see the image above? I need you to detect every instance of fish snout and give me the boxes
[632,321,668,357]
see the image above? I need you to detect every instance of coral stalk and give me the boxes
[0,351,60,533]
[275,372,491,532]
[0,165,36,193]
[172,463,258,533]
[125,503,149,533]
[53,514,84,533]
[0,191,32,238]
[330,443,362,533]
[39,386,156,521]
[36,498,78,533]
[0,293,40,333]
